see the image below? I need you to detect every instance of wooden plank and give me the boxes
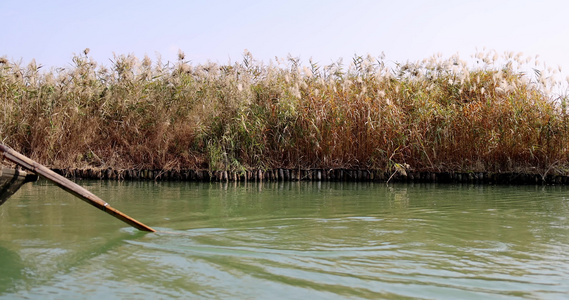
[0,144,156,232]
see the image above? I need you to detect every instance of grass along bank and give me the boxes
[1,50,568,178]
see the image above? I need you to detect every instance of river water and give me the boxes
[1,180,568,299]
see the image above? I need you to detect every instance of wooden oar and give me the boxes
[0,144,156,232]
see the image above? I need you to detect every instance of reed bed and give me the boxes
[1,50,568,176]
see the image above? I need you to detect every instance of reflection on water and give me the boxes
[1,181,569,299]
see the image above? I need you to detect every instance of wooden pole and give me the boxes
[0,144,156,232]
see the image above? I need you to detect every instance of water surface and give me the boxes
[1,181,568,299]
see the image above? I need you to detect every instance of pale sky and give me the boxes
[2,0,569,82]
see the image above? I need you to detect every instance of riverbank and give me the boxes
[1,51,568,176]
[50,167,567,185]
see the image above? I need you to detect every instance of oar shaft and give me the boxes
[0,144,155,232]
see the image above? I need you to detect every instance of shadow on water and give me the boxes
[0,245,24,294]
[0,230,150,297]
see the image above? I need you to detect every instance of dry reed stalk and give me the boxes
[0,50,567,176]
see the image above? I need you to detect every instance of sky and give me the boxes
[1,0,569,85]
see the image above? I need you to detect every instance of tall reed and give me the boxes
[1,50,567,175]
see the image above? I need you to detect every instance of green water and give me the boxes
[1,181,569,299]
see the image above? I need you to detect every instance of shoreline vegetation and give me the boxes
[1,49,569,183]
[49,167,569,185]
